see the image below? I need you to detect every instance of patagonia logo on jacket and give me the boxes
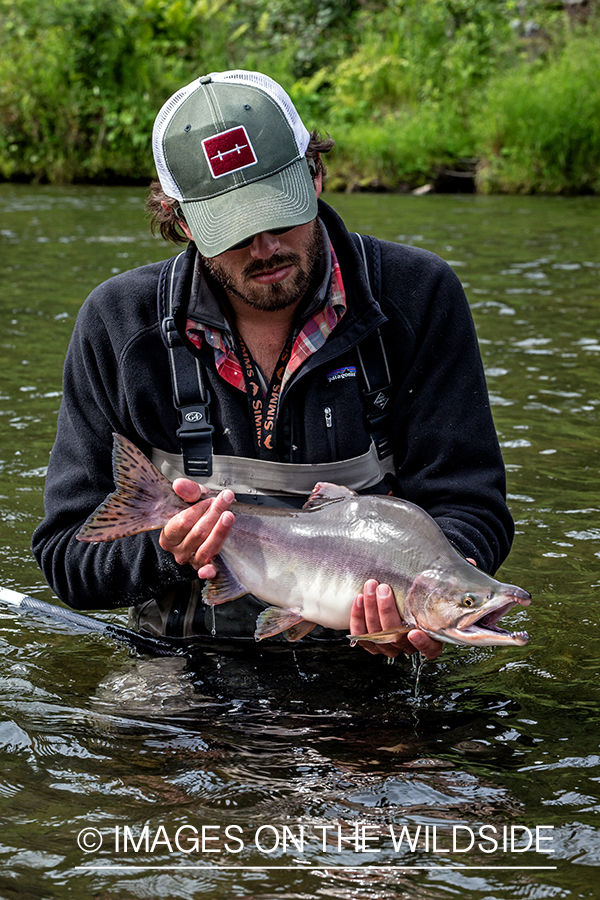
[326,366,356,383]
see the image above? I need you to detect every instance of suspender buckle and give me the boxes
[161,315,181,348]
[372,434,393,460]
[176,397,215,479]
[363,386,393,460]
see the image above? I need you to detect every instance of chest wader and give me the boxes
[132,235,398,642]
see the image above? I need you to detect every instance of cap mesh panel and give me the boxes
[152,78,201,199]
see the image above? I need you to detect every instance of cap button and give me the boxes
[199,75,212,84]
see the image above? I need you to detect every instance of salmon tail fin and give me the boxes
[76,433,190,543]
[347,626,412,647]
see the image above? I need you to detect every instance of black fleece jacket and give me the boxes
[32,200,513,610]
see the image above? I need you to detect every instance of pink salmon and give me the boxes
[76,434,531,647]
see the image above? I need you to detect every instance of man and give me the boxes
[32,70,513,661]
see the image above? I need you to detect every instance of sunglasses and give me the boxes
[225,225,297,253]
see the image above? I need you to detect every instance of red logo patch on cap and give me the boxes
[202,126,257,179]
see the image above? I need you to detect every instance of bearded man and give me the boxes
[33,71,513,661]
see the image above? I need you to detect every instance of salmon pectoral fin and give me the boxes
[201,555,248,606]
[254,607,306,641]
[347,626,413,645]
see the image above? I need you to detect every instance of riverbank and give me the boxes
[1,1,599,194]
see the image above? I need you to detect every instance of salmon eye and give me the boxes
[463,593,477,607]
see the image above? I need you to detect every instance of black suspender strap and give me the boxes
[158,251,214,478]
[351,233,394,460]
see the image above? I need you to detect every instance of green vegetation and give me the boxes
[1,0,599,193]
[475,32,600,193]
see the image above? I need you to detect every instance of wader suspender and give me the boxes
[158,235,393,473]
[351,233,394,461]
[158,251,214,478]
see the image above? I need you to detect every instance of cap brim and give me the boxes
[181,158,318,257]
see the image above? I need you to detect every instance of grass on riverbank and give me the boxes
[1,0,599,194]
[475,34,600,194]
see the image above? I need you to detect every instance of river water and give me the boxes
[0,184,598,899]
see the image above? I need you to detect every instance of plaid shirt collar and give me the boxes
[185,230,346,394]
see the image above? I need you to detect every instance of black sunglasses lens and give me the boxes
[228,236,254,251]
[226,225,295,253]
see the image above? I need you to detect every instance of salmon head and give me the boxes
[404,564,531,647]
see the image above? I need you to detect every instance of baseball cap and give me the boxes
[152,70,318,257]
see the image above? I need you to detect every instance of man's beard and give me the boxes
[203,221,322,312]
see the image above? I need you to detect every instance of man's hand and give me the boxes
[350,579,444,661]
[159,481,235,579]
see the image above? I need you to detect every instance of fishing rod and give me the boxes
[0,586,183,657]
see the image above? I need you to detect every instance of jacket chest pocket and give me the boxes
[315,372,371,462]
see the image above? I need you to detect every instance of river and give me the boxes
[0,184,599,899]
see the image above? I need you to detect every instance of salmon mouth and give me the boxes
[458,592,531,645]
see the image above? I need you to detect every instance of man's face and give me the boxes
[202,219,321,313]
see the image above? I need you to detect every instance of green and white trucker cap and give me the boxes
[152,70,318,257]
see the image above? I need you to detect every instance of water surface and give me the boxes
[0,185,599,899]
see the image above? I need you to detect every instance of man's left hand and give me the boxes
[349,579,444,661]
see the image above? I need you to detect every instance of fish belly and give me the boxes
[219,511,405,632]
[220,541,358,631]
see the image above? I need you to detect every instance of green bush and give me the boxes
[0,0,599,193]
[320,105,475,191]
[285,0,515,190]
[0,0,245,181]
[325,0,514,116]
[476,34,600,194]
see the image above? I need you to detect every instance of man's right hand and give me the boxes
[350,579,444,661]
[159,482,235,578]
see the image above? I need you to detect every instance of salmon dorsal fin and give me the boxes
[302,482,357,511]
[76,433,190,542]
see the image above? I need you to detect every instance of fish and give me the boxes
[76,434,531,647]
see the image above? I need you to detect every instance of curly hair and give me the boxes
[146,130,334,245]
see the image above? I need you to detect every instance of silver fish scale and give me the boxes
[217,494,461,632]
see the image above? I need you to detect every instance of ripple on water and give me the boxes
[1,189,600,899]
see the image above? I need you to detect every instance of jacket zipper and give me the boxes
[324,406,336,458]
